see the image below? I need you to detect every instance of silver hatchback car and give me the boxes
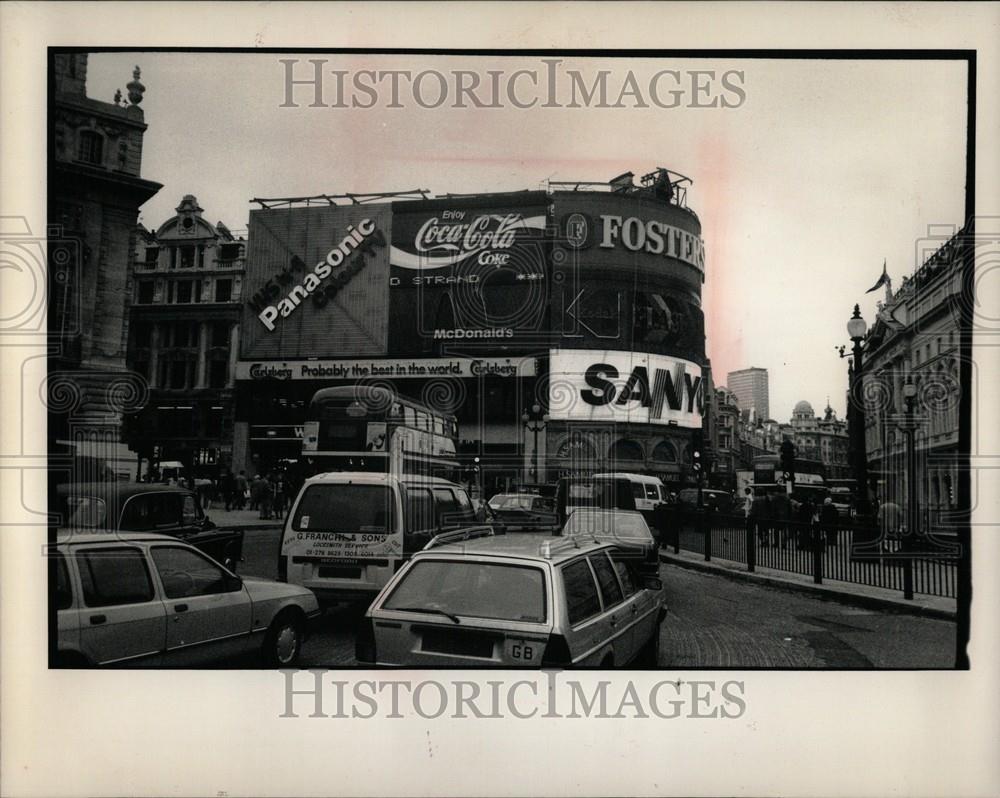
[356,529,666,668]
[55,532,321,667]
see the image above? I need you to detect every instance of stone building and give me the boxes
[861,225,965,527]
[789,400,850,479]
[124,196,246,478]
[49,53,162,478]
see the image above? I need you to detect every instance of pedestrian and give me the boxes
[878,501,902,553]
[769,488,792,549]
[234,470,249,510]
[220,469,235,512]
[820,496,840,546]
[743,487,753,518]
[273,472,288,520]
[750,489,771,546]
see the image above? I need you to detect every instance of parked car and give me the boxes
[677,488,736,514]
[356,529,666,668]
[486,493,558,531]
[56,483,243,571]
[560,508,659,575]
[555,476,637,527]
[592,473,667,532]
[54,532,320,667]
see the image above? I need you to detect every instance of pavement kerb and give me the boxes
[659,550,958,622]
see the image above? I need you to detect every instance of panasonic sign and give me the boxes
[548,349,704,428]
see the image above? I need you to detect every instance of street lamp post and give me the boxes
[901,377,920,550]
[846,304,872,517]
[521,403,549,482]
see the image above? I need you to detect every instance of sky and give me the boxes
[86,52,968,422]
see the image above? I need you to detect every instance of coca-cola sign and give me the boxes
[388,194,550,355]
[391,211,543,271]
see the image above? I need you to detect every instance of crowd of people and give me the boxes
[742,487,842,549]
[139,467,302,520]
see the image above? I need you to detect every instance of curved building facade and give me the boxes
[232,170,708,492]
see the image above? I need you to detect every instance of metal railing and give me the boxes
[662,508,959,600]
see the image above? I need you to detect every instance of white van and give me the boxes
[592,472,666,531]
[278,472,476,604]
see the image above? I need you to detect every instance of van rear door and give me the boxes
[281,482,400,598]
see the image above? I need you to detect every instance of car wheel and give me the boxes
[263,611,304,667]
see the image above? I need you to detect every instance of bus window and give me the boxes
[403,407,416,426]
[416,410,429,431]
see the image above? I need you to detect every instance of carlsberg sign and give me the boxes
[548,349,704,428]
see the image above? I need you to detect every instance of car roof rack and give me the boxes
[423,526,495,551]
[539,534,600,559]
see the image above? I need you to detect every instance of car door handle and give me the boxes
[174,604,189,613]
[89,614,106,625]
[609,615,618,626]
[630,604,639,615]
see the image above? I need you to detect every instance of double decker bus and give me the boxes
[301,385,460,480]
[752,454,827,502]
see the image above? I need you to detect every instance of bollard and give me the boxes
[903,555,914,600]
[702,509,712,562]
[746,518,756,573]
[812,523,823,584]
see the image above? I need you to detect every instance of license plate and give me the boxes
[505,638,540,663]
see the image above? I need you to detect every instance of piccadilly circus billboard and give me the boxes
[388,193,551,355]
[240,205,391,360]
[547,348,705,429]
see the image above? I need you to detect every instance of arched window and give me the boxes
[77,130,103,165]
[609,439,644,463]
[651,440,677,463]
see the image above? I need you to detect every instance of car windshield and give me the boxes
[383,560,547,623]
[563,510,653,546]
[490,495,533,510]
[292,484,394,533]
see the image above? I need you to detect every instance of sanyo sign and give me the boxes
[548,349,704,428]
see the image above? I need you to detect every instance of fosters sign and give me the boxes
[548,349,704,428]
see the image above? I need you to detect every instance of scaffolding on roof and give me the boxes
[249,189,431,209]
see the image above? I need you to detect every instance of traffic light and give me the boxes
[780,440,796,484]
[691,429,704,476]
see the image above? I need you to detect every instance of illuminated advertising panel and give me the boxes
[388,193,550,354]
[241,205,391,359]
[551,192,706,366]
[548,348,704,428]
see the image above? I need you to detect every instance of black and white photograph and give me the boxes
[2,3,999,797]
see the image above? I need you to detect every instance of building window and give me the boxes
[169,248,177,269]
[137,281,155,304]
[131,322,152,348]
[180,247,195,269]
[609,439,644,463]
[194,280,202,303]
[144,247,159,268]
[651,440,677,463]
[169,361,188,390]
[77,131,103,165]
[167,281,175,303]
[218,243,241,262]
[215,279,232,303]
[176,281,193,304]
[209,360,228,389]
[210,321,230,348]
